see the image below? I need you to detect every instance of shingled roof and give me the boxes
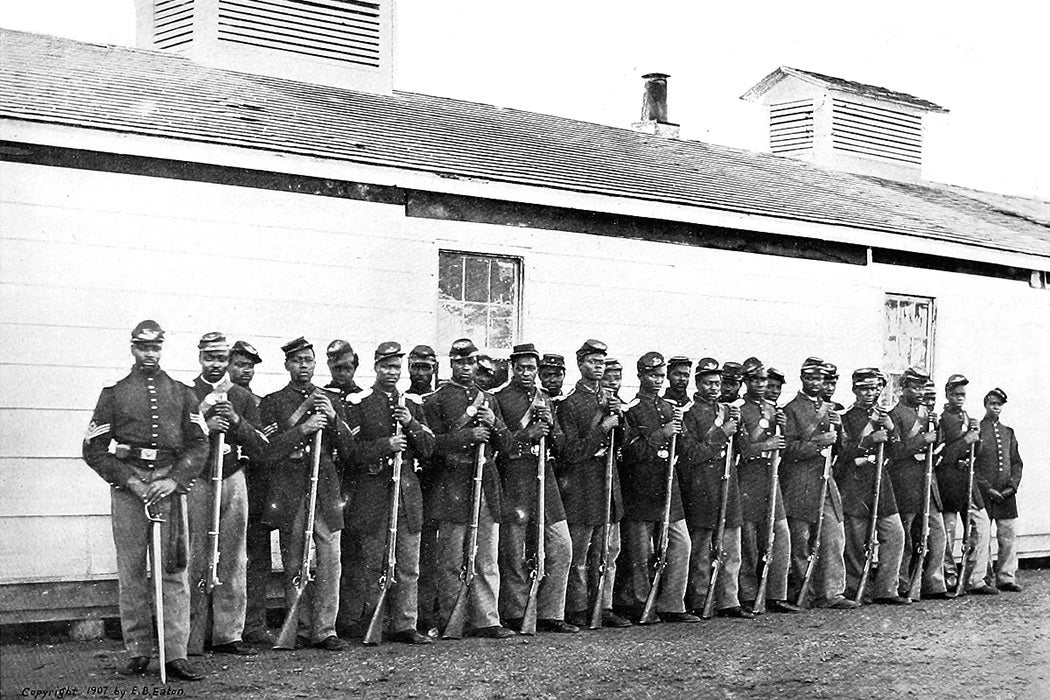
[1,29,1048,263]
[742,66,950,113]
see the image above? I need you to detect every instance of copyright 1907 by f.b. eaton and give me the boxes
[21,687,185,698]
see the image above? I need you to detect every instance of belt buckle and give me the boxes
[657,448,669,459]
[140,448,158,461]
[530,444,541,457]
[594,447,607,458]
[290,448,305,460]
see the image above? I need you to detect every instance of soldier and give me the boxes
[720,362,744,404]
[615,352,699,624]
[679,359,750,618]
[936,375,995,595]
[82,320,209,680]
[765,367,786,406]
[408,345,438,395]
[557,340,631,629]
[886,367,950,600]
[406,343,441,633]
[781,358,857,609]
[187,333,268,656]
[476,354,499,391]
[341,342,436,644]
[663,356,693,408]
[227,341,276,645]
[494,343,577,633]
[600,358,626,402]
[835,369,909,605]
[423,338,514,638]
[973,388,1024,593]
[259,337,356,650]
[539,353,567,399]
[735,358,798,613]
[820,363,845,411]
[326,340,364,395]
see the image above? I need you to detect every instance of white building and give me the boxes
[1,1,1047,624]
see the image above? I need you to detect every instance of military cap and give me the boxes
[801,356,826,375]
[637,351,665,373]
[667,355,692,370]
[742,356,767,379]
[576,339,608,360]
[408,344,437,366]
[945,373,969,392]
[822,362,839,380]
[540,353,566,370]
[477,354,496,373]
[900,366,930,386]
[131,319,164,344]
[326,339,356,361]
[985,387,1008,404]
[230,340,262,364]
[721,361,743,381]
[695,357,722,377]
[604,357,623,372]
[374,341,404,363]
[197,331,229,352]
[449,338,479,360]
[509,342,541,362]
[282,336,313,358]
[852,367,882,388]
[767,366,786,384]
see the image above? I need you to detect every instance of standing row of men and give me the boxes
[83,321,1025,681]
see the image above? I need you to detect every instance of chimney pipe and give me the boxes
[633,73,680,138]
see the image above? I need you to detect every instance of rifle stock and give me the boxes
[796,433,835,608]
[520,433,547,636]
[589,429,617,630]
[442,441,485,639]
[639,432,677,625]
[754,424,783,615]
[954,441,977,596]
[907,414,936,601]
[855,439,885,603]
[274,429,324,650]
[702,438,734,619]
[145,504,167,684]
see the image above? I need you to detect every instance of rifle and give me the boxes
[274,429,324,649]
[188,430,225,652]
[753,422,782,615]
[639,430,678,625]
[588,414,617,630]
[364,397,406,645]
[442,440,485,639]
[145,504,167,684]
[954,431,977,597]
[854,432,885,604]
[906,412,936,601]
[701,429,734,619]
[796,425,836,608]
[520,433,547,636]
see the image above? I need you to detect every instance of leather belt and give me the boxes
[110,441,176,464]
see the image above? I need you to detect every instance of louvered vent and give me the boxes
[832,98,922,165]
[217,0,383,68]
[153,0,194,50]
[769,99,814,154]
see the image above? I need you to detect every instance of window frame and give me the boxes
[436,249,523,355]
[882,292,937,407]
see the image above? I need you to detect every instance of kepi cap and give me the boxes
[667,355,692,370]
[449,338,479,361]
[374,341,404,363]
[408,344,437,366]
[901,366,930,386]
[326,339,357,362]
[604,357,623,372]
[131,319,165,344]
[637,351,665,373]
[852,367,882,388]
[198,331,229,353]
[477,354,496,373]
[695,357,722,377]
[282,336,313,358]
[945,373,969,392]
[721,361,743,381]
[801,356,826,375]
[985,387,1008,404]
[742,356,767,379]
[231,340,262,364]
[576,339,608,360]
[822,362,839,380]
[509,343,541,362]
[767,366,786,384]
[540,353,566,370]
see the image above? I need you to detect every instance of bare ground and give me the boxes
[3,569,1048,700]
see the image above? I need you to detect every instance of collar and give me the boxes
[448,379,474,391]
[198,375,224,390]
[287,381,317,396]
[798,390,822,406]
[943,403,964,414]
[575,379,600,395]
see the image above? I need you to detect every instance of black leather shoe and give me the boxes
[389,629,433,645]
[826,596,861,610]
[766,599,801,613]
[716,606,755,619]
[658,611,701,623]
[966,584,1000,595]
[997,582,1022,593]
[120,656,150,676]
[739,600,755,614]
[469,625,516,639]
[212,641,258,656]
[873,595,912,605]
[503,617,524,632]
[922,591,954,600]
[565,610,589,628]
[601,610,632,628]
[242,629,276,647]
[537,619,580,633]
[294,635,311,650]
[313,635,347,651]
[165,658,204,681]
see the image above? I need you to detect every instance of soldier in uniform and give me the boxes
[539,353,567,399]
[423,338,515,638]
[493,343,577,633]
[781,358,857,609]
[187,333,268,656]
[735,358,798,613]
[886,367,950,600]
[820,363,845,411]
[600,358,626,402]
[259,337,356,650]
[341,342,436,644]
[406,343,441,632]
[679,359,750,618]
[765,367,786,406]
[557,340,631,629]
[227,341,276,645]
[663,356,693,408]
[936,375,995,595]
[326,340,364,395]
[835,369,909,605]
[615,352,699,623]
[720,361,744,404]
[82,320,209,680]
[973,388,1024,592]
[475,354,500,392]
[408,345,438,395]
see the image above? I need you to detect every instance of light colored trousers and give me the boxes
[898,505,947,596]
[111,478,190,660]
[616,519,691,614]
[943,507,991,589]
[353,522,422,635]
[740,518,791,603]
[435,494,501,630]
[499,518,572,621]
[788,496,848,605]
[278,503,341,643]
[976,517,1020,586]
[566,522,621,614]
[843,513,905,600]
[187,469,248,651]
[687,525,742,612]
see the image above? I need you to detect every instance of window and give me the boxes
[882,293,935,406]
[438,251,521,352]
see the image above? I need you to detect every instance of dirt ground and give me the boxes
[3,568,1048,700]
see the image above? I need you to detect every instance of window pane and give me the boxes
[437,301,463,344]
[490,260,517,305]
[439,254,463,301]
[464,256,490,303]
[489,307,513,349]
[463,302,488,344]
